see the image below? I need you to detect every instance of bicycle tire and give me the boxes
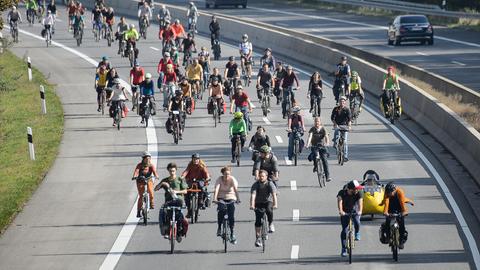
[223,219,228,253]
[190,194,197,224]
[316,159,323,188]
[115,106,121,130]
[143,195,148,225]
[294,140,299,166]
[392,227,399,261]
[348,231,353,264]
[101,91,105,115]
[236,140,241,167]
[170,223,175,254]
[214,108,217,127]
[262,214,267,253]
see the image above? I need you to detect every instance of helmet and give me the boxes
[142,151,151,158]
[292,106,301,113]
[47,10,51,13]
[385,182,397,193]
[363,170,379,181]
[347,180,363,190]
[242,34,248,39]
[145,73,152,79]
[265,47,272,52]
[109,7,114,12]
[102,56,108,61]
[233,111,243,119]
[12,6,17,10]
[201,46,206,50]
[259,145,271,153]
[130,24,135,29]
[113,78,121,84]
[189,2,194,6]
[229,56,235,61]
[387,66,395,71]
[187,33,193,37]
[191,153,200,159]
[339,96,347,101]
[341,56,347,61]
[161,4,166,9]
[175,19,180,24]
[236,85,243,91]
[164,52,170,57]
[134,60,140,67]
[165,19,171,25]
[175,90,182,96]
[352,71,358,77]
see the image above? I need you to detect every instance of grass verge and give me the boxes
[0,50,64,233]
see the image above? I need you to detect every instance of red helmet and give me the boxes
[387,66,395,71]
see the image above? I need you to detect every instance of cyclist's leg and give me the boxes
[254,207,263,237]
[217,202,226,230]
[382,90,389,112]
[266,201,274,226]
[333,129,339,147]
[340,215,349,250]
[281,89,288,116]
[320,148,330,178]
[147,180,154,208]
[398,216,406,242]
[344,131,349,159]
[227,202,235,234]
[96,86,103,107]
[230,135,237,160]
[136,181,144,212]
[353,213,360,233]
[287,132,294,160]
[385,216,392,240]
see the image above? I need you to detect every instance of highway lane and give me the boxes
[0,6,478,270]
[165,0,480,92]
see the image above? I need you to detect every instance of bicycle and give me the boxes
[210,97,221,127]
[349,93,362,125]
[254,208,269,253]
[333,77,347,104]
[388,213,402,262]
[105,24,113,47]
[311,95,323,117]
[112,101,124,130]
[140,96,153,128]
[26,8,35,26]
[164,204,186,254]
[171,110,181,144]
[215,200,237,253]
[283,86,297,118]
[126,41,136,67]
[242,57,252,87]
[312,145,327,188]
[44,26,52,47]
[186,178,204,224]
[232,134,242,167]
[139,16,148,40]
[290,128,302,166]
[132,175,153,225]
[74,23,84,47]
[259,86,271,117]
[93,21,101,42]
[131,85,140,114]
[99,87,107,115]
[345,212,356,264]
[384,88,400,125]
[212,38,221,60]
[335,125,348,166]
[10,21,19,43]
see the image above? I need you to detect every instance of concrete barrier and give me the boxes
[83,1,480,184]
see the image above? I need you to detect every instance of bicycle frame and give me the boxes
[164,204,185,254]
[346,212,356,264]
[388,213,402,261]
[215,200,235,253]
[187,179,203,224]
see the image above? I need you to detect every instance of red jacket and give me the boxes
[157,58,174,74]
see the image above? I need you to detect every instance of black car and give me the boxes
[387,15,434,46]
[205,0,247,9]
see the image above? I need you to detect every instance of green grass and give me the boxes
[0,50,63,233]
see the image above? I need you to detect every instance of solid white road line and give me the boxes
[292,209,300,221]
[275,135,283,143]
[262,117,271,125]
[451,61,466,66]
[149,46,160,51]
[290,245,300,260]
[12,27,154,270]
[290,180,297,191]
[249,6,480,48]
[416,51,429,56]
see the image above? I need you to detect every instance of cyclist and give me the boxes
[172,19,186,47]
[155,162,189,241]
[239,34,253,83]
[7,6,22,29]
[230,86,253,131]
[186,58,203,97]
[337,180,364,257]
[168,90,185,139]
[199,46,211,64]
[199,53,210,89]
[250,169,278,247]
[107,78,130,126]
[97,56,112,72]
[181,33,197,66]
[157,51,174,93]
[306,117,331,181]
[171,47,181,73]
[72,10,84,40]
[253,145,279,185]
[139,73,156,123]
[157,4,171,30]
[132,151,159,217]
[380,182,414,250]
[209,15,220,46]
[213,166,240,244]
[182,153,211,215]
[208,77,225,116]
[116,17,129,55]
[273,62,287,105]
[260,48,276,72]
[229,111,247,164]
[46,0,56,33]
[280,65,300,119]
[179,78,193,113]
[333,56,351,104]
[286,106,305,161]
[106,68,119,99]
[307,71,323,115]
[186,2,198,33]
[381,66,401,118]
[331,96,352,162]
[163,64,178,98]
[248,126,271,162]
[137,1,152,29]
[124,24,140,59]
[91,5,103,36]
[209,67,223,87]
[26,0,38,24]
[103,7,115,39]
[95,65,108,112]
[256,63,274,103]
[348,71,364,113]
[42,10,55,40]
[67,0,77,30]
[130,61,145,110]
[224,56,241,97]
[159,21,176,51]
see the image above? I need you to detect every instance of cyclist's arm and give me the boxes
[230,99,235,113]
[228,121,234,136]
[241,120,247,135]
[324,130,330,146]
[213,181,220,201]
[247,98,252,112]
[357,197,363,215]
[294,73,300,88]
[271,76,275,89]
[287,117,292,131]
[250,190,256,209]
[337,196,345,215]
[395,76,400,90]
[132,164,140,178]
[272,189,278,208]
[382,77,387,90]
[233,178,240,202]
[223,68,228,78]
[306,132,313,148]
[137,8,141,18]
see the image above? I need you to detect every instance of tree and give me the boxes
[0,0,19,30]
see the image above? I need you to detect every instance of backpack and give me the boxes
[165,118,173,134]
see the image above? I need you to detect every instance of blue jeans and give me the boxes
[287,130,303,160]
[340,214,360,249]
[217,200,236,233]
[333,129,349,159]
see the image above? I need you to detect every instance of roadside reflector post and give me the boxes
[27,127,35,160]
[40,85,47,114]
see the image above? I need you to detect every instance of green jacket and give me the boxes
[229,118,247,136]
[26,0,38,10]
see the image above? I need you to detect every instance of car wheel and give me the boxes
[421,40,426,45]
[427,37,434,45]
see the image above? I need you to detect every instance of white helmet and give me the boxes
[145,73,152,79]
[130,24,136,29]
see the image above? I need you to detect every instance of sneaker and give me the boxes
[399,242,404,249]
[269,223,275,233]
[282,114,287,119]
[150,205,154,210]
[136,211,141,218]
[163,235,169,239]
[309,108,313,113]
[313,165,317,173]
[267,108,271,113]
[140,119,144,124]
[231,158,235,163]
[344,157,349,162]
[230,234,237,244]
[326,177,332,182]
[176,235,182,243]
[355,232,361,241]
[179,134,183,140]
[255,238,262,247]
[97,107,101,112]
[276,100,280,105]
[216,227,221,237]
[341,248,347,257]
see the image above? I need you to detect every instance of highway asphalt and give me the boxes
[171,0,480,92]
[0,5,478,270]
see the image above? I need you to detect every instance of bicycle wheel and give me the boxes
[101,91,106,115]
[143,195,148,225]
[236,140,241,167]
[115,108,121,131]
[262,215,267,253]
[294,139,299,166]
[348,231,353,264]
[316,159,323,188]
[214,108,218,127]
[107,33,112,47]
[262,98,268,117]
[170,223,176,254]
[392,228,399,261]
[223,219,228,253]
[190,194,197,224]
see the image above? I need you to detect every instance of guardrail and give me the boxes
[79,0,480,184]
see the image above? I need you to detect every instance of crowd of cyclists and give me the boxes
[5,0,410,259]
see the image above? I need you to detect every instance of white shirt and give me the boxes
[187,6,198,18]
[111,84,127,101]
[42,15,55,26]
[138,5,152,18]
[239,41,252,55]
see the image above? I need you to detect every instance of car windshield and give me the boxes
[400,16,428,24]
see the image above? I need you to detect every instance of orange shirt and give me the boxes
[171,24,185,37]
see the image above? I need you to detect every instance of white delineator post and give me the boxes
[40,85,47,114]
[27,127,35,160]
[27,57,32,81]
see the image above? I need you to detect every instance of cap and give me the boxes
[164,52,170,57]
[339,96,347,101]
[385,182,397,193]
[347,180,363,190]
[191,153,200,159]
[142,151,151,158]
[229,56,235,61]
[341,56,347,61]
[292,106,301,112]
